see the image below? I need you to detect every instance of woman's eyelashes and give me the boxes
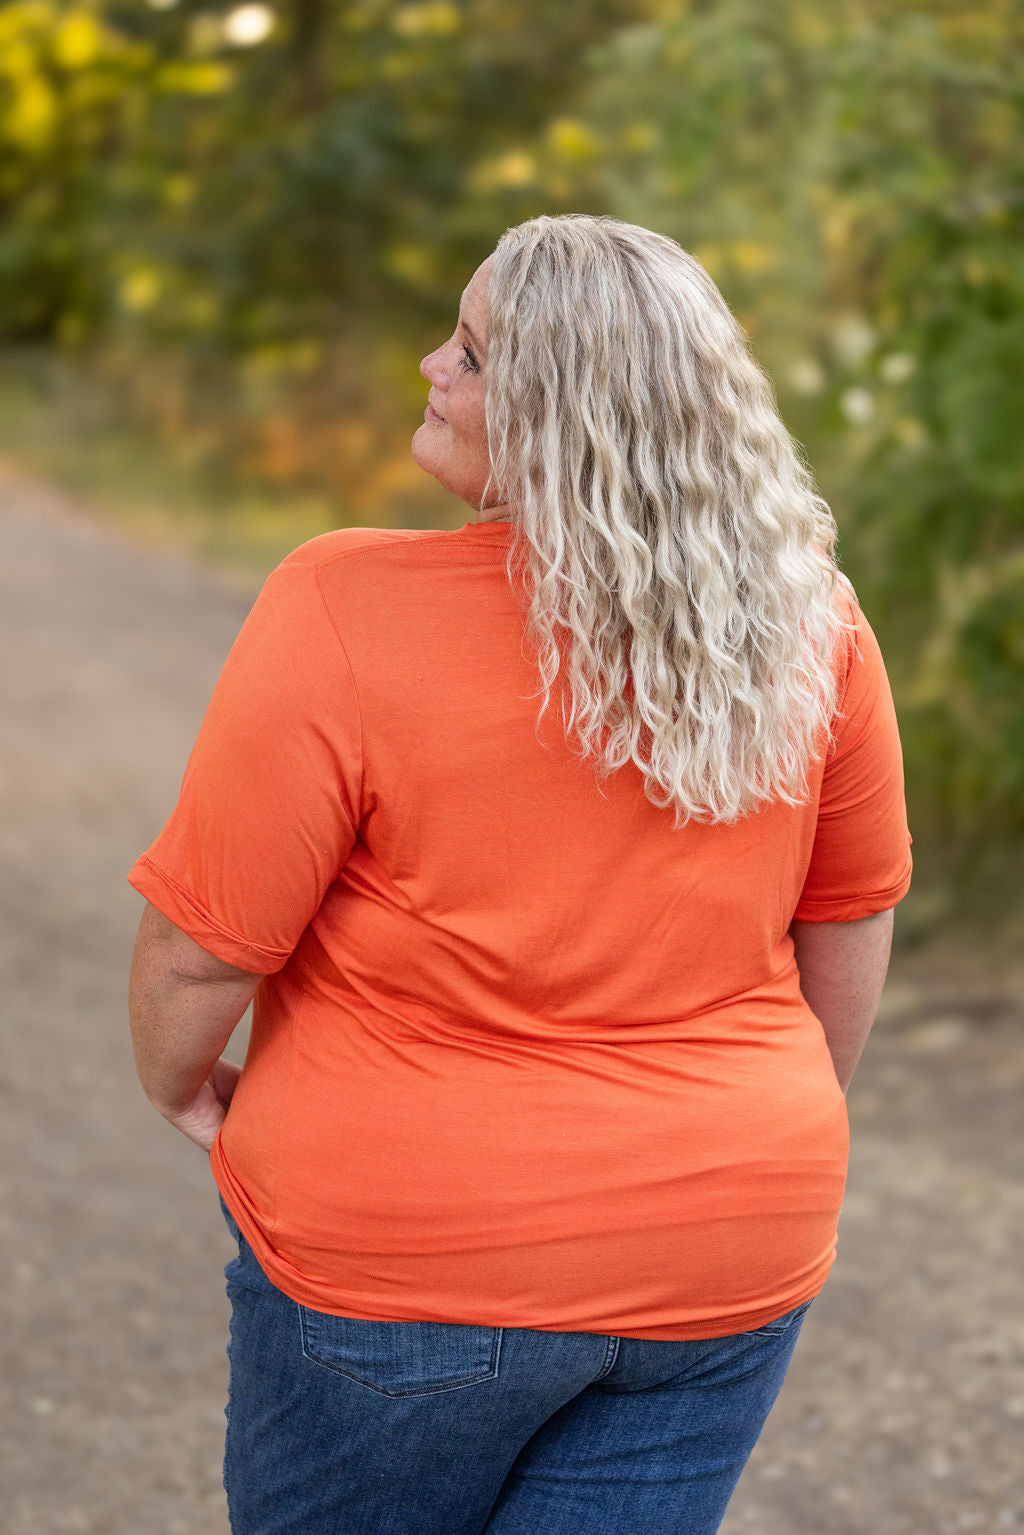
[459,343,480,374]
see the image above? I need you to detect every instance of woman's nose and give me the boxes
[420,346,450,387]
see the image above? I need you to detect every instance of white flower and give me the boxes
[832,316,877,366]
[224,4,275,46]
[880,352,916,384]
[840,388,875,424]
[788,358,826,396]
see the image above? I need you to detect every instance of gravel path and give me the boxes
[2,462,1021,1535]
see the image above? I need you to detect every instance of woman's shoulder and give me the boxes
[276,525,431,575]
[831,569,861,622]
[826,571,896,723]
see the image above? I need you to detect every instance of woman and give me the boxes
[128,213,911,1535]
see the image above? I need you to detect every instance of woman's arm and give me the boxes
[789,908,895,1093]
[128,901,264,1151]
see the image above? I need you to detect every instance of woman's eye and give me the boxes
[459,345,480,374]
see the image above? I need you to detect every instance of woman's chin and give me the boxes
[410,424,434,468]
[410,433,450,492]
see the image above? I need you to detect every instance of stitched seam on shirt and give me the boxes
[313,566,366,831]
[295,529,509,574]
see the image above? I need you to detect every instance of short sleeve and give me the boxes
[127,553,362,972]
[792,593,913,923]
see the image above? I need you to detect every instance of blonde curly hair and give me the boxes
[481,213,850,826]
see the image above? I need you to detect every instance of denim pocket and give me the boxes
[748,1298,814,1338]
[299,1309,504,1397]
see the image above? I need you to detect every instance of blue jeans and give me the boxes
[219,1198,812,1535]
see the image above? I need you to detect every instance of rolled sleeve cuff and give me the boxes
[127,854,292,974]
[792,858,913,924]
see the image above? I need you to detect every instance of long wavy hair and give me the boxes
[480,214,850,826]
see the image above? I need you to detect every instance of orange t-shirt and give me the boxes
[127,519,912,1340]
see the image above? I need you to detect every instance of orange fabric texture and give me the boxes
[127,520,912,1340]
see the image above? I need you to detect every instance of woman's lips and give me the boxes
[424,403,446,424]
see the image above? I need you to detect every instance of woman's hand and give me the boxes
[164,1057,242,1152]
[128,903,263,1148]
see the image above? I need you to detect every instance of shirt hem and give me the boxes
[210,1141,834,1343]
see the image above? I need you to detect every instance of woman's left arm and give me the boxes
[789,908,895,1093]
[128,901,264,1151]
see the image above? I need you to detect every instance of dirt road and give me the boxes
[2,463,1021,1534]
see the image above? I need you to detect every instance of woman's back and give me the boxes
[128,515,911,1339]
[128,214,915,1534]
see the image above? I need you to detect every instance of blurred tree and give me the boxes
[0,1,149,340]
[0,0,650,349]
[1,0,654,506]
[0,0,1020,919]
[559,0,1024,917]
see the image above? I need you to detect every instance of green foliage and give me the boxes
[0,0,645,350]
[558,0,1024,917]
[0,0,1020,923]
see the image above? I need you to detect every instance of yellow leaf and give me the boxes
[391,2,461,37]
[155,60,233,93]
[492,150,536,187]
[120,268,162,312]
[729,241,780,275]
[1,38,38,80]
[471,150,536,192]
[54,11,101,69]
[547,117,602,164]
[0,5,54,52]
[8,75,56,151]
